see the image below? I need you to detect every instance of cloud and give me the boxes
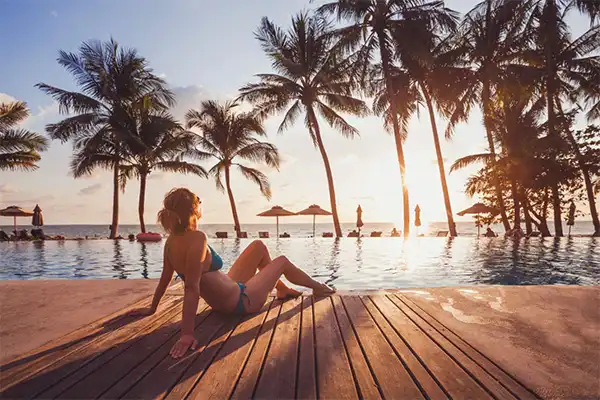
[148,173,165,181]
[0,93,18,104]
[0,184,17,195]
[79,183,103,196]
[50,10,58,17]
[170,85,210,121]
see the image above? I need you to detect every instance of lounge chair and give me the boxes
[348,231,359,238]
[370,231,382,237]
[259,232,269,238]
[216,232,228,239]
[436,231,448,237]
[322,232,334,238]
[237,232,248,239]
[279,232,291,238]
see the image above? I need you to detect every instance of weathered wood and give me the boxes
[396,295,537,400]
[185,301,273,399]
[230,300,283,399]
[99,304,212,399]
[388,295,517,400]
[342,296,424,399]
[1,296,181,399]
[297,296,317,400]
[313,296,358,399]
[254,297,302,399]
[120,310,234,399]
[164,313,242,399]
[331,296,381,400]
[57,301,208,399]
[362,296,447,400]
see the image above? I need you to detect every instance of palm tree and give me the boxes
[316,0,457,237]
[446,0,534,232]
[238,14,369,238]
[36,39,174,239]
[117,108,208,233]
[186,100,280,236]
[0,101,48,171]
[526,0,599,236]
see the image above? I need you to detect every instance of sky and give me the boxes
[0,0,593,227]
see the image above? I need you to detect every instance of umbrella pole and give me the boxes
[13,216,16,234]
[477,213,480,237]
[312,215,315,237]
[276,216,279,238]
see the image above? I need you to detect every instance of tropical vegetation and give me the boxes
[185,100,280,237]
[0,101,48,171]
[9,0,597,237]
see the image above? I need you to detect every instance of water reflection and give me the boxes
[0,237,598,289]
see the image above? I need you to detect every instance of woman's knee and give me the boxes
[273,255,291,269]
[249,240,268,254]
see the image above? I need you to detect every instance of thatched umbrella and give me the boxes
[32,204,44,227]
[457,203,499,237]
[296,204,331,237]
[0,206,34,233]
[356,205,364,235]
[257,206,296,238]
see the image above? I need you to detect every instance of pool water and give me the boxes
[1,238,598,289]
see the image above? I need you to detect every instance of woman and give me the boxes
[128,188,335,358]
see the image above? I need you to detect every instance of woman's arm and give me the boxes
[126,244,174,317]
[170,231,206,359]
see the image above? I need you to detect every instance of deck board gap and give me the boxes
[250,298,284,399]
[396,295,538,399]
[387,295,501,399]
[294,297,304,400]
[311,296,320,400]
[228,299,275,399]
[369,295,452,399]
[338,296,385,399]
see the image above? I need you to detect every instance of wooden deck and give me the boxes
[0,289,538,399]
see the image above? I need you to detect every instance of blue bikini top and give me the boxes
[207,245,223,272]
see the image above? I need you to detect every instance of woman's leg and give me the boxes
[227,240,300,298]
[242,255,334,313]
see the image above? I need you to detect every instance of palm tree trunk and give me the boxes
[520,187,533,235]
[378,31,410,237]
[482,83,511,232]
[110,154,119,239]
[560,110,600,236]
[307,106,342,238]
[545,0,564,237]
[224,164,241,235]
[511,179,520,229]
[422,85,457,237]
[138,172,147,233]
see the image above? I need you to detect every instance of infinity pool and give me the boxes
[1,238,599,289]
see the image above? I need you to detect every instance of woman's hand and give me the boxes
[125,307,156,317]
[170,334,198,359]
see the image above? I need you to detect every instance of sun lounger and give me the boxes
[237,232,248,238]
[322,232,334,238]
[279,233,291,238]
[216,232,228,239]
[436,231,448,237]
[348,231,359,237]
[259,231,269,238]
[370,231,382,237]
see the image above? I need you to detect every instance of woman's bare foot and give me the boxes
[276,286,303,300]
[312,283,336,296]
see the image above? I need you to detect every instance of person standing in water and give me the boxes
[128,188,335,358]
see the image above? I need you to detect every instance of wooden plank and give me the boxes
[313,296,358,399]
[99,305,213,399]
[396,295,537,400]
[0,295,154,388]
[164,313,242,399]
[230,300,283,400]
[361,296,447,400]
[55,301,208,399]
[331,296,381,400]
[388,295,518,400]
[0,296,181,399]
[120,311,238,399]
[36,299,186,399]
[185,301,273,399]
[253,297,302,399]
[369,295,490,399]
[296,296,317,400]
[341,296,424,399]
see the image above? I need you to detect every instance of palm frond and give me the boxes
[450,153,495,172]
[0,129,49,152]
[153,161,208,178]
[0,101,29,130]
[35,84,104,115]
[0,151,42,171]
[233,141,281,169]
[315,101,360,138]
[237,164,272,199]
